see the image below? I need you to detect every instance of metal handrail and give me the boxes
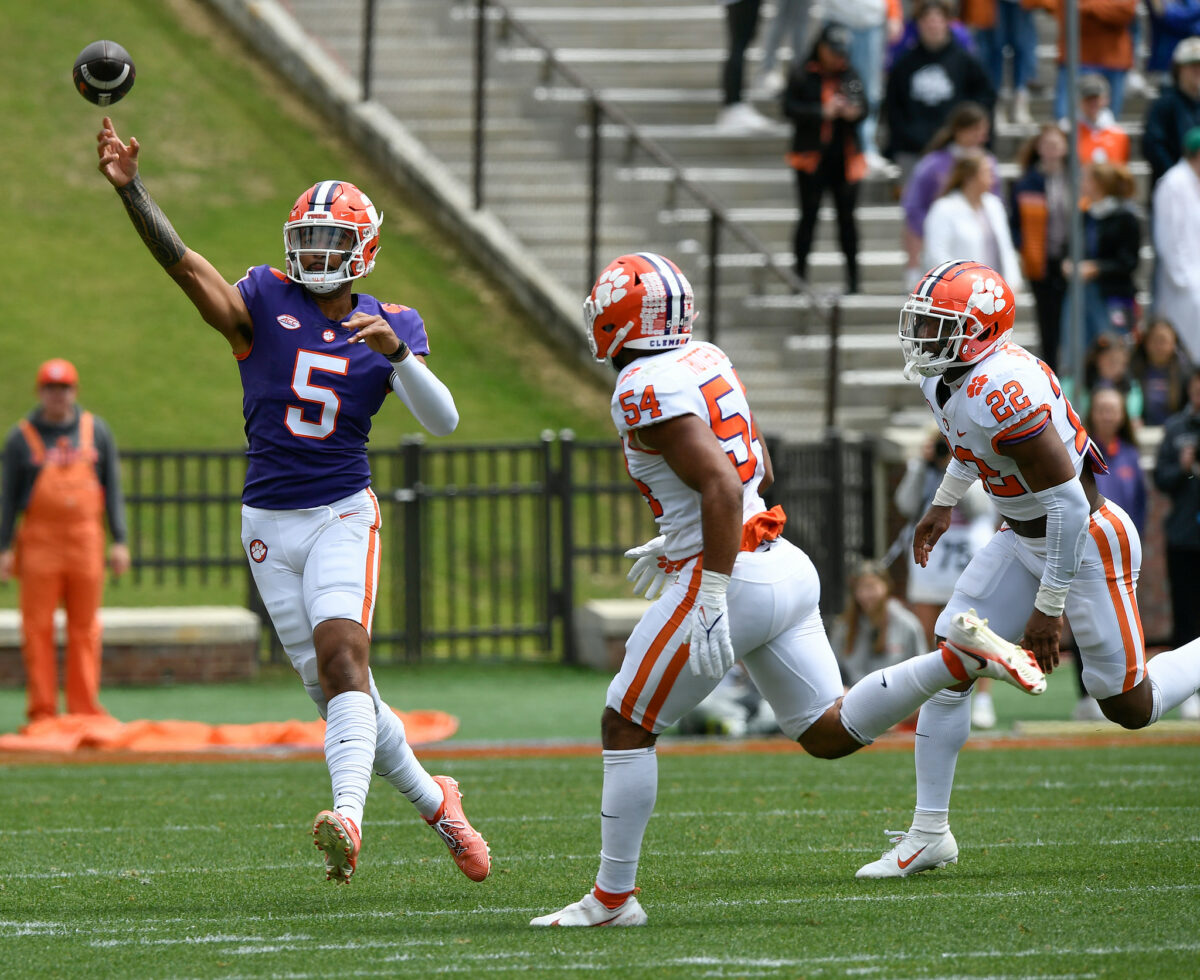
[358,0,843,426]
[468,0,838,350]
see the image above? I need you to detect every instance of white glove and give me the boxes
[687,570,735,679]
[624,534,671,600]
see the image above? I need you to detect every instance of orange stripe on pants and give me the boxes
[1088,506,1144,692]
[619,563,704,725]
[359,489,382,633]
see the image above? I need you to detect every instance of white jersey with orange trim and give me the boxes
[612,341,767,560]
[919,341,1103,522]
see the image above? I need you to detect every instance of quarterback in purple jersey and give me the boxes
[97,117,490,886]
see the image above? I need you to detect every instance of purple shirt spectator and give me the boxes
[1094,437,1147,533]
[902,148,1003,236]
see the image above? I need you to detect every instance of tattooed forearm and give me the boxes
[116,175,186,269]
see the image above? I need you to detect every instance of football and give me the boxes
[72,40,136,106]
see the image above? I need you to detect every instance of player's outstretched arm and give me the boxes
[96,117,251,353]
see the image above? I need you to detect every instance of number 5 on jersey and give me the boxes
[287,350,348,439]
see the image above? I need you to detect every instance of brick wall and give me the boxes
[0,640,258,688]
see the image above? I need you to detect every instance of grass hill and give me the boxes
[3,0,612,449]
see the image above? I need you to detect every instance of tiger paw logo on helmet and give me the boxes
[585,253,695,364]
[966,276,1007,317]
[590,268,631,317]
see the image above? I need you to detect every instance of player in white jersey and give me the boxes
[856,259,1200,879]
[531,252,1048,927]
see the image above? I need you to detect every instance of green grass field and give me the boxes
[4,0,613,448]
[3,741,1198,979]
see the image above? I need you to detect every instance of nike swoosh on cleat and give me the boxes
[897,846,928,869]
[880,673,888,688]
[960,649,987,670]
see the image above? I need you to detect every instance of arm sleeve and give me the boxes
[1032,477,1092,615]
[389,355,459,437]
[94,418,128,544]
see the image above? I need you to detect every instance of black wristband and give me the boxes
[385,339,410,364]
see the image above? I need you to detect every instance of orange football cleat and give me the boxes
[426,775,491,881]
[312,809,361,883]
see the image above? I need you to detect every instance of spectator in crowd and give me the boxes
[783,22,867,293]
[815,0,904,174]
[1131,316,1194,424]
[1081,331,1144,423]
[1152,126,1200,363]
[882,0,996,180]
[1054,0,1138,121]
[754,0,812,97]
[1090,386,1148,532]
[923,155,1023,291]
[827,559,927,688]
[718,0,777,133]
[1146,1,1200,87]
[1063,162,1141,349]
[0,359,131,723]
[901,102,1000,289]
[1075,73,1132,164]
[1143,35,1200,191]
[1153,369,1200,652]
[1061,331,1143,420]
[965,0,1039,125]
[1072,385,1148,718]
[893,430,998,726]
[886,0,978,70]
[1011,123,1071,371]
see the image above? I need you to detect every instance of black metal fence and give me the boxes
[118,432,879,663]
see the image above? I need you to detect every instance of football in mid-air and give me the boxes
[72,40,136,106]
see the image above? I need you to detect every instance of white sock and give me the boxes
[911,688,972,833]
[324,690,377,829]
[1145,640,1200,721]
[373,700,443,819]
[595,747,657,895]
[839,650,957,744]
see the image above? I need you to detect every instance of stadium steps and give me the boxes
[245,0,1152,438]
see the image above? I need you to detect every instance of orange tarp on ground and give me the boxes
[0,709,458,753]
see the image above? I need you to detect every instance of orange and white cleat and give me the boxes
[942,609,1046,694]
[426,775,491,881]
[313,809,361,883]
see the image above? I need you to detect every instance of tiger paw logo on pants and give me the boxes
[249,539,268,563]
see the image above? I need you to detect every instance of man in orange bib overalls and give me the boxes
[0,359,130,722]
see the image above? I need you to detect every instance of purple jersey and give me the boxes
[234,265,431,508]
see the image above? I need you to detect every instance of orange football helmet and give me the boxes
[584,252,695,365]
[899,260,1016,378]
[283,180,383,295]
